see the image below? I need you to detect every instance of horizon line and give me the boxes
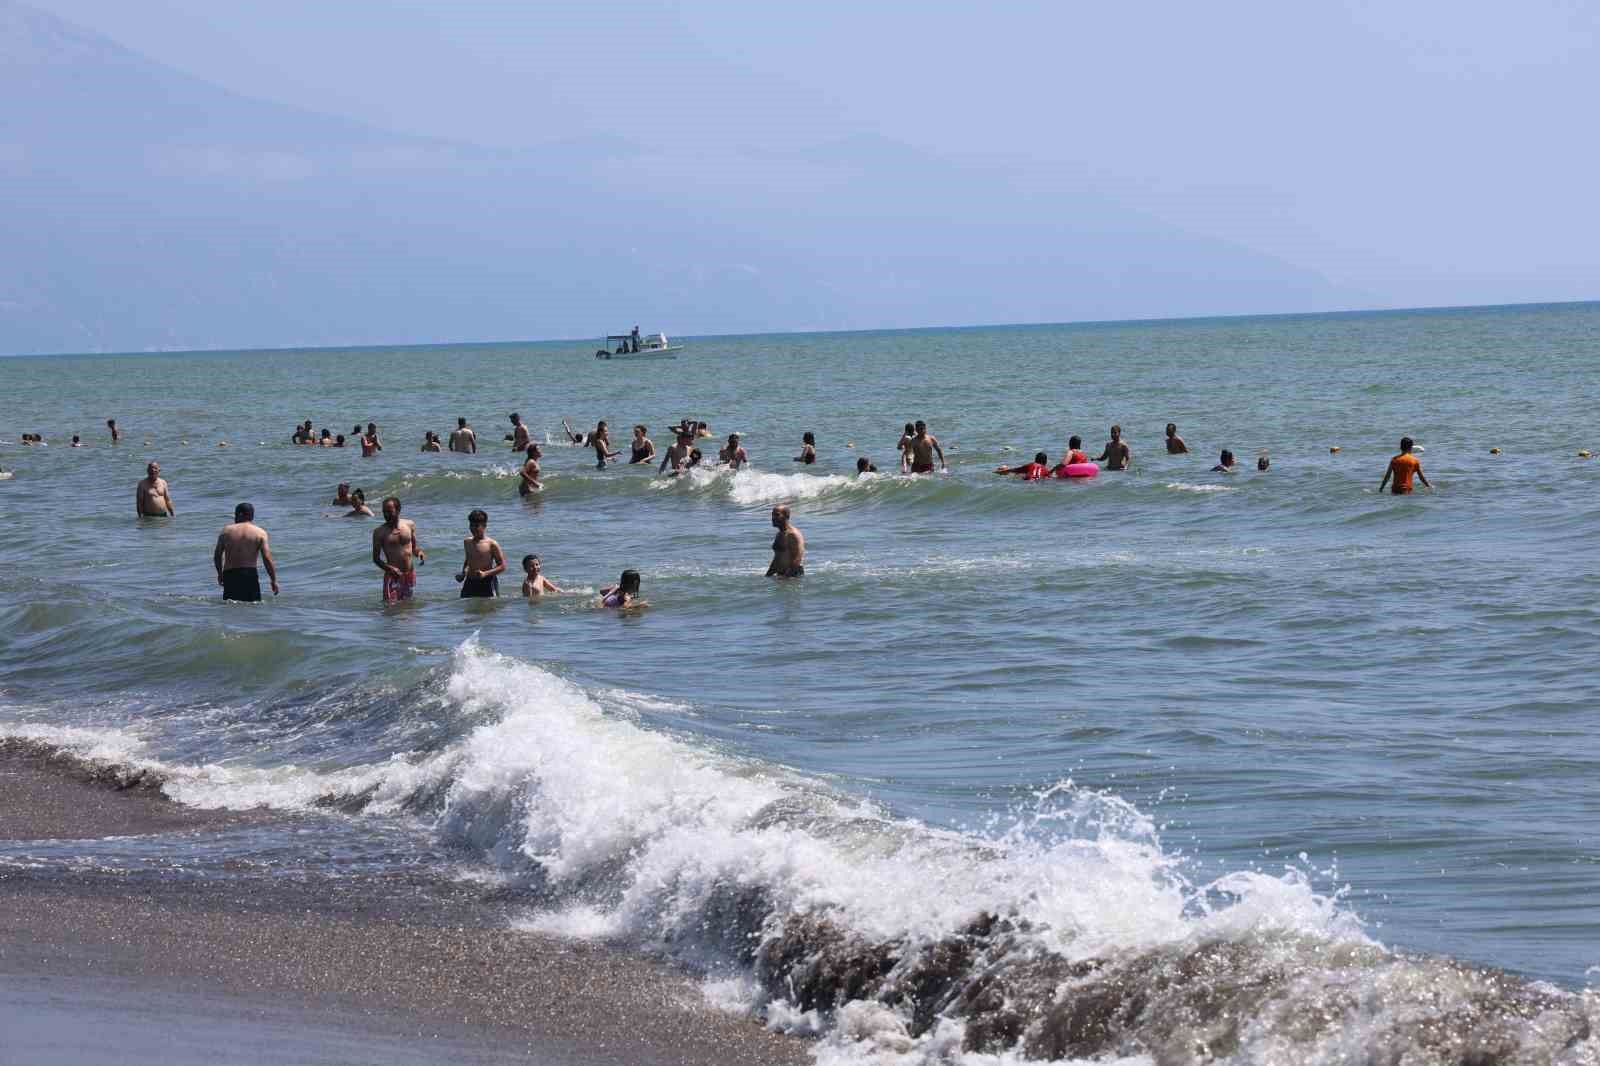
[4,297,1596,361]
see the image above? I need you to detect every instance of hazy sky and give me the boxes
[27,0,1600,307]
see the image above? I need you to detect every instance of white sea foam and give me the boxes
[1163,481,1236,493]
[651,466,869,507]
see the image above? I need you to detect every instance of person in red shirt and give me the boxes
[995,451,1050,480]
[1052,435,1090,477]
[1379,436,1431,495]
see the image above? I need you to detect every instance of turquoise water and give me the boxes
[2,303,1599,1062]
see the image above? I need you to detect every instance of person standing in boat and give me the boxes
[630,325,641,353]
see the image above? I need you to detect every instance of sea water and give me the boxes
[2,303,1598,1063]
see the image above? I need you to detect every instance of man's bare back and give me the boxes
[217,522,268,570]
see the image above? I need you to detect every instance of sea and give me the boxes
[2,302,1599,1064]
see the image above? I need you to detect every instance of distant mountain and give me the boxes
[0,0,1364,355]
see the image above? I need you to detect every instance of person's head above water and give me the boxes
[366,422,376,434]
[467,508,487,534]
[856,457,873,472]
[1109,424,1122,439]
[1069,435,1082,449]
[903,422,915,436]
[523,554,540,573]
[382,496,401,523]
[1257,454,1270,471]
[728,433,741,445]
[1220,450,1235,465]
[771,504,791,528]
[633,424,647,437]
[234,501,254,522]
[146,462,159,478]
[802,431,815,445]
[527,444,541,459]
[1166,423,1177,436]
[915,420,927,436]
[458,417,468,428]
[509,413,522,425]
[1033,451,1049,465]
[618,569,641,594]
[1400,436,1415,452]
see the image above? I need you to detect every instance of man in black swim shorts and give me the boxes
[214,502,279,602]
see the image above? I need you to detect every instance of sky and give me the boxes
[22,0,1600,309]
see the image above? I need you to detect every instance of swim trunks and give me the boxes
[911,461,935,474]
[383,568,417,604]
[221,567,261,603]
[460,575,499,598]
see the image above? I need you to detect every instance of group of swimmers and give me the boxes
[207,490,805,607]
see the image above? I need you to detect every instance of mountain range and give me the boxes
[0,0,1364,355]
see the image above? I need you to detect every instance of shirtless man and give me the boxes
[213,502,279,602]
[767,505,805,578]
[135,462,175,517]
[720,433,749,470]
[1379,436,1432,495]
[449,417,478,454]
[508,414,532,452]
[455,509,505,598]
[1096,425,1131,471]
[371,496,425,603]
[518,444,543,496]
[1164,423,1188,454]
[361,423,382,457]
[589,421,620,469]
[107,418,120,444]
[659,431,693,475]
[907,421,946,474]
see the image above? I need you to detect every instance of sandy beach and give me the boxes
[0,747,808,1065]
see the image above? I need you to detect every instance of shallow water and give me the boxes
[2,303,1599,1062]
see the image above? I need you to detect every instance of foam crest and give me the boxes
[651,465,870,507]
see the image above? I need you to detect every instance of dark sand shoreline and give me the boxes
[0,748,808,1065]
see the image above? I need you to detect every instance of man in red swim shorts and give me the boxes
[372,496,425,603]
[1379,436,1431,495]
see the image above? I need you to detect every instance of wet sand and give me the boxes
[0,749,808,1066]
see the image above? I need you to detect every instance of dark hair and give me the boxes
[904,423,915,434]
[1221,450,1235,464]
[336,434,345,445]
[1401,436,1414,450]
[915,420,926,431]
[1069,435,1082,449]
[353,424,362,434]
[321,428,331,438]
[383,496,401,511]
[1034,451,1049,464]
[458,417,467,427]
[366,423,376,433]
[635,424,647,434]
[696,421,707,430]
[803,431,815,445]
[857,457,871,471]
[1110,424,1121,435]
[1166,423,1177,434]
[107,418,116,426]
[234,502,254,521]
[522,554,538,568]
[468,508,488,527]
[527,444,540,458]
[1257,455,1270,471]
[510,413,521,422]
[619,569,641,593]
[352,488,365,502]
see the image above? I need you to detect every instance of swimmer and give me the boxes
[767,505,806,578]
[520,554,563,598]
[696,421,712,439]
[421,431,442,452]
[70,435,83,448]
[996,451,1051,480]
[344,489,374,517]
[659,432,693,476]
[449,417,478,454]
[331,482,353,507]
[1379,436,1431,495]
[795,432,817,465]
[600,569,647,608]
[1052,435,1089,477]
[628,425,656,464]
[319,429,333,446]
[588,421,620,468]
[1257,453,1270,471]
[720,433,749,469]
[856,457,879,474]
[334,434,346,448]
[291,420,312,445]
[372,496,423,602]
[906,420,947,474]
[135,462,175,517]
[509,413,531,452]
[1165,423,1188,454]
[561,419,585,445]
[1212,449,1237,472]
[360,423,382,457]
[687,448,704,469]
[1095,425,1131,471]
[214,502,279,602]
[895,422,916,473]
[107,418,120,444]
[519,444,543,495]
[455,508,504,598]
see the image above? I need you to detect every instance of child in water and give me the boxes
[794,431,817,464]
[521,554,563,598]
[599,569,647,608]
[1212,450,1238,472]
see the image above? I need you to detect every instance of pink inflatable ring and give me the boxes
[1056,463,1099,479]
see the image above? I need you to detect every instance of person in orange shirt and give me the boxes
[1379,436,1431,495]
